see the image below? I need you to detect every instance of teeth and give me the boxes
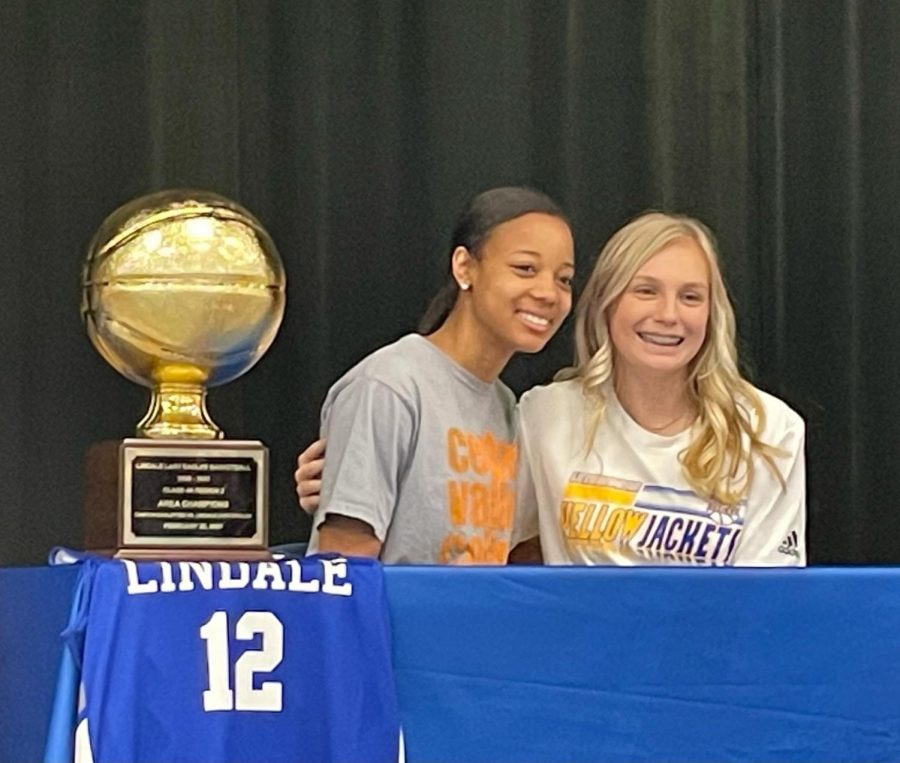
[639,332,681,346]
[520,312,549,328]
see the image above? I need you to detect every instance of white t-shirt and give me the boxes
[515,379,806,566]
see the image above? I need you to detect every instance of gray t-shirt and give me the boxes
[307,334,518,564]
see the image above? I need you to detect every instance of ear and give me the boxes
[450,246,474,291]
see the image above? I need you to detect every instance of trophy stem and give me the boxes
[138,382,223,440]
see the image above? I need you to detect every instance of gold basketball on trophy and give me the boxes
[82,189,286,439]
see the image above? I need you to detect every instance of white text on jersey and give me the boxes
[122,558,354,597]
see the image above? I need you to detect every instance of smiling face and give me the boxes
[457,212,575,355]
[607,235,710,382]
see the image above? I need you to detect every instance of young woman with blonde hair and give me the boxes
[514,211,805,565]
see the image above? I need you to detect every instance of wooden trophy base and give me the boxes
[84,440,121,555]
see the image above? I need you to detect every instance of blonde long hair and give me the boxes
[557,212,783,506]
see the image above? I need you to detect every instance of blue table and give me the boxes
[2,564,898,762]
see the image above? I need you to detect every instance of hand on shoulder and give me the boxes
[294,438,326,513]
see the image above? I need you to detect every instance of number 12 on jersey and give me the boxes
[200,610,284,712]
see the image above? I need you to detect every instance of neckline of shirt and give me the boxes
[607,385,694,448]
[408,334,500,396]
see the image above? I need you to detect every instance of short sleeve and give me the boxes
[313,377,416,542]
[732,412,807,567]
[511,406,540,546]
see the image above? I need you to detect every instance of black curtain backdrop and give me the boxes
[1,0,897,565]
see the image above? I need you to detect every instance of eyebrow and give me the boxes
[632,275,708,290]
[512,249,576,269]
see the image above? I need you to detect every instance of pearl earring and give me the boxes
[459,281,470,291]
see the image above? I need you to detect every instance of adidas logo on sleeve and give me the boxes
[778,530,800,557]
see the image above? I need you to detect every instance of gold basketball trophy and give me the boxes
[81,190,285,558]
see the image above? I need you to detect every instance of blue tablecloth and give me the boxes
[2,564,898,763]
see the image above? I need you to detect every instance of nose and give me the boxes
[529,271,558,303]
[654,294,678,324]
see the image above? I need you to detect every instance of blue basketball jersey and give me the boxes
[65,555,401,763]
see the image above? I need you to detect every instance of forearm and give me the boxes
[315,514,383,558]
[507,536,543,564]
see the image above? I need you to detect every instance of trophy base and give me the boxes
[84,440,122,553]
[113,547,273,562]
[84,438,269,560]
